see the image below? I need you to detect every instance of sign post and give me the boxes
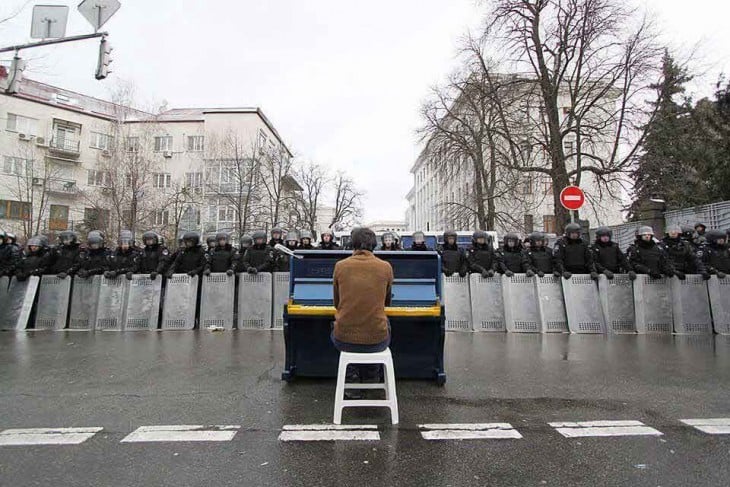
[559,186,585,223]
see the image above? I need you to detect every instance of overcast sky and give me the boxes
[2,0,730,223]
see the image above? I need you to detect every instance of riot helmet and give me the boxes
[300,230,313,246]
[694,222,707,234]
[239,235,253,250]
[58,230,78,246]
[504,232,520,249]
[382,232,395,247]
[183,231,200,248]
[707,229,726,246]
[665,224,682,239]
[529,232,546,248]
[27,236,43,253]
[413,231,425,245]
[119,230,133,250]
[321,229,333,243]
[206,235,216,250]
[252,231,267,246]
[142,231,159,247]
[472,230,488,246]
[87,231,104,250]
[271,227,283,241]
[637,225,654,242]
[565,223,581,240]
[595,226,612,244]
[216,232,230,247]
[443,230,457,246]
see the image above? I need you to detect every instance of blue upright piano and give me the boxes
[282,250,446,384]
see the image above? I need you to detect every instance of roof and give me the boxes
[3,78,293,156]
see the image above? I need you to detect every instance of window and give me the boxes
[543,179,553,195]
[154,136,173,152]
[84,207,109,229]
[90,132,114,150]
[49,204,69,231]
[185,172,203,189]
[543,215,557,234]
[0,199,31,220]
[187,136,204,152]
[153,210,169,226]
[153,173,171,188]
[2,156,26,175]
[218,206,235,222]
[564,140,574,156]
[524,214,534,233]
[521,176,533,195]
[6,113,38,135]
[126,136,140,153]
[87,169,110,187]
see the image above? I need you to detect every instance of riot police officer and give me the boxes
[318,229,340,250]
[77,231,110,278]
[524,232,556,277]
[299,230,315,250]
[554,223,597,279]
[379,232,400,251]
[14,236,50,280]
[136,231,170,279]
[1,232,21,276]
[240,234,253,252]
[627,226,674,279]
[438,230,467,277]
[467,230,497,278]
[409,231,429,251]
[661,225,708,280]
[273,231,299,272]
[48,231,82,279]
[497,233,525,276]
[702,229,730,278]
[269,227,284,248]
[205,232,236,276]
[205,235,217,255]
[106,230,138,280]
[167,231,207,276]
[590,227,632,280]
[240,230,272,274]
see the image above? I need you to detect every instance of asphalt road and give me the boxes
[1,330,728,486]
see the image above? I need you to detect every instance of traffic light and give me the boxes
[95,37,112,80]
[4,56,27,94]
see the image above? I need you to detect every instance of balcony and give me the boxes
[48,137,81,158]
[32,178,80,196]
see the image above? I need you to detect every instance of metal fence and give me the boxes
[664,201,730,232]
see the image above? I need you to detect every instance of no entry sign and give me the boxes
[560,186,585,211]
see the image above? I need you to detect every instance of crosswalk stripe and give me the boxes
[279,424,380,441]
[121,425,240,443]
[419,423,522,440]
[0,427,103,446]
[549,420,662,438]
[680,418,730,435]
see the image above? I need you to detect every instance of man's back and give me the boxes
[333,250,393,345]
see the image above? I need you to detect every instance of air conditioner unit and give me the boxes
[32,177,43,186]
[101,149,111,157]
[35,136,47,147]
[163,151,173,158]
[18,133,30,141]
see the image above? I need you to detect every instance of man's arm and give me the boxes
[384,264,393,307]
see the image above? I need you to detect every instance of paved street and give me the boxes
[1,330,729,486]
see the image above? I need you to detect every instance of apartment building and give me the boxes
[0,78,295,243]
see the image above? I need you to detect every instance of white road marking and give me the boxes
[549,420,663,438]
[279,424,380,441]
[0,427,103,446]
[680,418,730,435]
[419,423,522,440]
[120,425,240,443]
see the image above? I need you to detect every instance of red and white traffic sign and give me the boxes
[559,186,585,211]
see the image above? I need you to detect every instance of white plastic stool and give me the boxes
[333,348,399,425]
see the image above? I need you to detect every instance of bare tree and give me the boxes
[329,172,363,230]
[482,0,662,231]
[292,162,327,237]
[258,143,296,231]
[204,130,263,236]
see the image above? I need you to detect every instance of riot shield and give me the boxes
[443,275,472,331]
[633,275,673,334]
[124,274,162,330]
[161,274,199,330]
[95,276,129,330]
[237,272,273,329]
[670,275,712,335]
[34,275,72,330]
[199,273,235,329]
[598,275,636,334]
[561,275,606,334]
[502,274,540,333]
[68,275,101,330]
[708,275,730,335]
[469,274,505,332]
[0,276,40,330]
[272,272,290,330]
[535,275,568,333]
[0,276,10,322]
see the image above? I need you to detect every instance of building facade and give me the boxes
[0,78,295,244]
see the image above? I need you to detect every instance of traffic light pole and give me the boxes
[0,32,107,54]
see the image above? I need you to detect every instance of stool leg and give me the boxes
[385,355,398,425]
[333,354,347,425]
